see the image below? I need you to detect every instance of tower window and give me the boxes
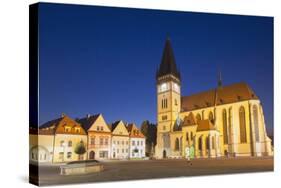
[162,98,168,109]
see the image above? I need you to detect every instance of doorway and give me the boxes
[89,151,95,159]
[163,150,167,158]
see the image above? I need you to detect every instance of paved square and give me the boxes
[31,157,273,186]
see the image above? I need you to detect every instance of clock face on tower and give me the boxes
[159,82,169,92]
[173,82,180,93]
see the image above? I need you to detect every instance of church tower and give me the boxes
[155,37,181,158]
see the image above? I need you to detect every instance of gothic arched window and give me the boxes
[196,113,201,123]
[209,111,214,123]
[239,106,247,143]
[198,137,202,151]
[206,136,209,150]
[222,109,228,144]
[175,138,180,151]
[253,105,260,142]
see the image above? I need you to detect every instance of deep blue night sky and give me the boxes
[38,3,273,135]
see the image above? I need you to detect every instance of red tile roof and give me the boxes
[181,82,258,111]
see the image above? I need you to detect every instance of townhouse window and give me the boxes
[117,141,120,145]
[67,152,72,159]
[68,141,72,147]
[126,141,128,145]
[91,137,95,145]
[99,151,105,158]
[132,141,135,146]
[105,138,108,145]
[59,152,64,160]
[137,141,139,146]
[122,149,124,153]
[122,141,124,145]
[126,149,128,153]
[60,141,64,147]
[117,149,119,153]
[100,138,104,145]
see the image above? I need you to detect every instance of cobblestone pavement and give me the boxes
[30,157,273,186]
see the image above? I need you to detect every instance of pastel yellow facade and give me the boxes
[78,114,112,160]
[29,115,88,163]
[155,38,273,159]
[29,133,54,163]
[52,134,87,163]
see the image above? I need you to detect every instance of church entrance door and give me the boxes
[163,150,167,158]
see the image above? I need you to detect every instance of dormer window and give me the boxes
[64,126,71,132]
[75,127,80,133]
[101,126,104,131]
[97,126,100,131]
[237,95,242,100]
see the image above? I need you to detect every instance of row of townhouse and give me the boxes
[29,114,146,163]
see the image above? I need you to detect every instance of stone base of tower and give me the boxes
[155,144,171,159]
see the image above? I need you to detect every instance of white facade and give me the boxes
[129,137,146,158]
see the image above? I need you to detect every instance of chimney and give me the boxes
[87,114,91,118]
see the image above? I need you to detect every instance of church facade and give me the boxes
[155,38,273,159]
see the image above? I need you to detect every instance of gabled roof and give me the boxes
[126,123,145,138]
[110,120,122,132]
[182,112,196,126]
[110,120,129,136]
[77,114,101,131]
[197,119,216,132]
[38,114,87,135]
[181,82,258,111]
[156,38,181,80]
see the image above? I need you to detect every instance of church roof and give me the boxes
[182,112,196,126]
[197,119,216,132]
[156,38,181,80]
[181,82,258,112]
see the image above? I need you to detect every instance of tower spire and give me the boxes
[218,70,223,88]
[156,37,181,80]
